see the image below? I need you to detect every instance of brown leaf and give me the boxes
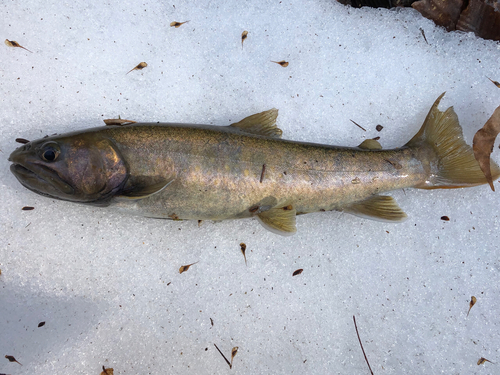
[179,261,198,274]
[22,206,34,211]
[170,21,189,28]
[5,39,32,53]
[487,77,500,89]
[101,366,114,375]
[103,118,137,126]
[441,216,450,221]
[411,0,463,32]
[472,105,500,191]
[5,355,22,365]
[239,243,247,265]
[38,321,45,327]
[230,346,238,369]
[477,357,494,365]
[376,125,383,132]
[467,296,477,317]
[126,62,148,75]
[456,0,500,41]
[241,31,248,48]
[15,138,30,144]
[292,269,303,276]
[271,60,289,67]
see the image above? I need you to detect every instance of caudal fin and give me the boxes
[406,93,500,189]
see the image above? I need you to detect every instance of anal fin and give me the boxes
[345,195,407,222]
[256,204,297,235]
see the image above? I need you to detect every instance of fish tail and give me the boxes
[407,92,500,189]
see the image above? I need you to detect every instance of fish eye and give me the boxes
[40,142,60,162]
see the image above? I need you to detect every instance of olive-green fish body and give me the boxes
[9,94,499,235]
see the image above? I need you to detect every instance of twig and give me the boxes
[353,315,373,375]
[260,164,266,183]
[214,343,231,368]
[350,119,366,131]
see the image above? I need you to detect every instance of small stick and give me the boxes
[214,343,231,368]
[350,119,366,131]
[353,316,373,375]
[260,164,266,183]
[420,28,428,44]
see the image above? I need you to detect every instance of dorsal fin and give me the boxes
[103,117,137,126]
[358,139,382,150]
[345,195,407,222]
[256,204,296,235]
[230,108,282,138]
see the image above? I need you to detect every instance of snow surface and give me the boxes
[1,0,500,374]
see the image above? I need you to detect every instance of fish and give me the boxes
[8,93,500,235]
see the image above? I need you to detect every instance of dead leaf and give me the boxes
[38,321,45,327]
[376,125,383,131]
[5,355,22,365]
[126,62,147,75]
[271,60,289,67]
[487,77,500,89]
[230,346,238,369]
[411,0,463,32]
[456,0,500,41]
[179,261,198,274]
[239,243,247,265]
[22,206,34,211]
[477,357,494,365]
[441,216,450,221]
[103,118,137,126]
[15,138,30,144]
[472,104,500,191]
[241,31,248,48]
[170,21,189,28]
[5,39,32,53]
[292,269,303,276]
[101,366,114,375]
[210,317,214,326]
[467,296,477,316]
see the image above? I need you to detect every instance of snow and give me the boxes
[1,0,499,374]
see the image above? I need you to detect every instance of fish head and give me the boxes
[9,132,128,205]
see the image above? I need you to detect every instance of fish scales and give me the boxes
[105,124,429,220]
[9,93,500,235]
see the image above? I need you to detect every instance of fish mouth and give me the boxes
[10,162,75,198]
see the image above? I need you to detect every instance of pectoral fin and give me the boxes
[345,195,407,222]
[118,178,175,200]
[256,205,297,235]
[230,108,283,138]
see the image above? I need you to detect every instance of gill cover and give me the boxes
[9,133,128,205]
[63,136,128,203]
